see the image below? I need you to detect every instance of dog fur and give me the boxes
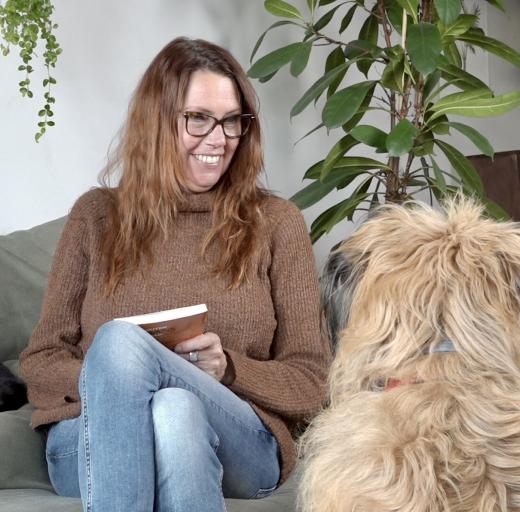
[298,196,520,512]
[0,362,27,412]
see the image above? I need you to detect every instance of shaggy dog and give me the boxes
[298,197,520,512]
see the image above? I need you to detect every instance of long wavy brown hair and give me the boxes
[99,37,267,294]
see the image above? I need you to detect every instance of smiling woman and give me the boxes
[19,37,331,512]
[179,70,242,193]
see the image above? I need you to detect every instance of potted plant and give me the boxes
[249,0,520,242]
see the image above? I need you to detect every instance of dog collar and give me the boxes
[430,339,456,353]
[384,339,456,390]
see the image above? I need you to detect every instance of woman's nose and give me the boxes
[205,123,226,146]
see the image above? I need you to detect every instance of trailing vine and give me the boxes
[0,0,61,141]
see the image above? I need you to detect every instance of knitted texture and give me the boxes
[20,188,331,483]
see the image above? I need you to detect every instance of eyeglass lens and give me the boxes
[185,112,251,138]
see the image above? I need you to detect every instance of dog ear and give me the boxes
[321,246,366,352]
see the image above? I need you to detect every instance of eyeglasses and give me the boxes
[182,111,255,139]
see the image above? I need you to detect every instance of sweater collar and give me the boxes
[178,190,215,213]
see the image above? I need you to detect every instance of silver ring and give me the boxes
[188,351,199,363]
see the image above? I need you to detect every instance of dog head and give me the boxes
[322,195,520,395]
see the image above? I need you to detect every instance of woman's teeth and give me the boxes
[194,154,221,164]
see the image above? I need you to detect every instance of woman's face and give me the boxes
[178,70,241,193]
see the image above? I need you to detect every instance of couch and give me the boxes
[0,216,299,511]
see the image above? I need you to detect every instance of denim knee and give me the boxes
[83,320,152,378]
[152,388,219,452]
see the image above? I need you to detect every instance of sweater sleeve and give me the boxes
[226,201,331,421]
[19,205,90,410]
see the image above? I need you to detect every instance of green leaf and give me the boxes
[344,39,383,60]
[447,122,494,158]
[429,88,493,119]
[429,114,450,134]
[314,4,342,31]
[322,81,376,128]
[385,0,406,34]
[325,46,346,97]
[386,119,420,156]
[351,125,387,150]
[434,0,460,25]
[395,0,419,23]
[292,167,366,209]
[407,22,442,75]
[442,14,477,39]
[310,201,345,242]
[290,41,312,76]
[423,70,441,100]
[381,54,405,93]
[330,178,372,225]
[310,185,371,242]
[307,0,318,12]
[413,130,434,156]
[264,0,303,20]
[304,159,325,179]
[340,4,357,33]
[431,90,520,119]
[484,0,505,12]
[290,61,350,117]
[437,56,490,91]
[483,198,510,220]
[248,42,303,78]
[321,135,359,179]
[259,70,278,83]
[305,156,391,179]
[357,11,379,77]
[430,157,447,194]
[341,87,374,132]
[435,140,484,196]
[458,28,520,69]
[250,21,296,63]
[295,123,325,145]
[443,40,462,67]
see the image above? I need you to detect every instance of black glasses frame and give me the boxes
[182,112,255,139]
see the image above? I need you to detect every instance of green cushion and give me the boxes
[0,217,66,362]
[0,404,52,491]
[0,489,82,512]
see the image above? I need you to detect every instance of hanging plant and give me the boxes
[0,0,61,141]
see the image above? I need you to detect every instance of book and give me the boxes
[115,303,207,350]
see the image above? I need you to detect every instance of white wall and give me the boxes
[1,0,519,267]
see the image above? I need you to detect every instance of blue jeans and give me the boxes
[45,321,280,512]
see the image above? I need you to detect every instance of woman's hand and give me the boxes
[174,332,228,381]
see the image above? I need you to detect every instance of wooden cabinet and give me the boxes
[468,150,520,220]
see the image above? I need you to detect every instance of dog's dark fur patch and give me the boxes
[0,363,27,411]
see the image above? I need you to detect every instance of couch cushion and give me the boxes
[0,489,82,512]
[0,480,299,512]
[0,217,66,362]
[0,404,53,491]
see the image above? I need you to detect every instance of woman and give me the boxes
[20,37,330,512]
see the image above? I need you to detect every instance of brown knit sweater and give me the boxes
[20,187,331,483]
